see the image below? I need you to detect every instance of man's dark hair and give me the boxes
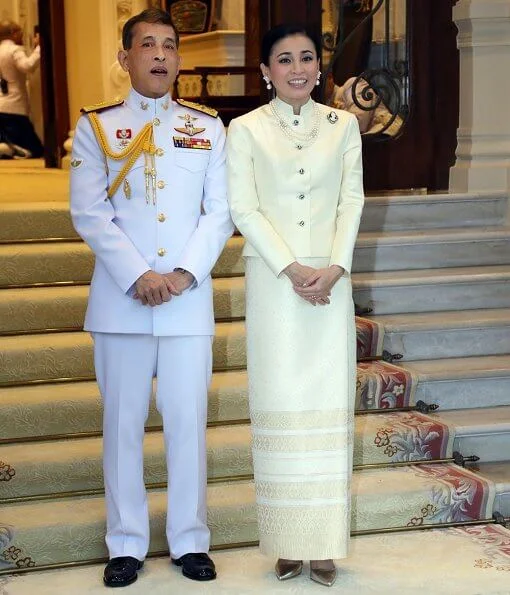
[261,23,321,66]
[122,8,179,50]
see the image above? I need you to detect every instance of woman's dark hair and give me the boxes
[260,23,321,66]
[122,8,179,50]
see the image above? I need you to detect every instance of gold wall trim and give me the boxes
[0,281,90,290]
[0,237,81,245]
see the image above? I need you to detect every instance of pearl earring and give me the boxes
[263,75,272,90]
[316,71,321,86]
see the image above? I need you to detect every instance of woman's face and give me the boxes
[261,33,319,109]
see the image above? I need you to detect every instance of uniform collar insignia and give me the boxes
[140,100,149,111]
[174,113,205,137]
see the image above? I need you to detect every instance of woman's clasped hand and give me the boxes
[284,261,345,305]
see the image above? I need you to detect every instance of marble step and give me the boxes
[2,355,506,444]
[353,265,510,315]
[0,353,400,442]
[2,192,506,242]
[360,192,508,232]
[0,202,79,242]
[0,277,246,334]
[1,412,451,499]
[474,461,510,518]
[3,227,510,287]
[0,372,250,441]
[3,265,510,334]
[0,426,253,499]
[0,236,245,287]
[0,316,381,386]
[353,227,510,272]
[377,308,510,360]
[434,406,510,463]
[406,355,510,410]
[1,463,491,569]
[0,323,246,385]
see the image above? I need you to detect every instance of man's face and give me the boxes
[118,21,180,99]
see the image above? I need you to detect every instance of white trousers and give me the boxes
[93,333,212,561]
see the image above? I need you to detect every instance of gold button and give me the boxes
[157,180,165,189]
[157,213,166,223]
[155,148,164,157]
[157,248,166,257]
[153,117,160,126]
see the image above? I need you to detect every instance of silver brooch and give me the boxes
[140,101,148,111]
[327,111,338,124]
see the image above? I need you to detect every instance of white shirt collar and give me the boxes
[125,87,172,116]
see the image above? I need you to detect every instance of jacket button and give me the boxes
[157,248,166,256]
[157,180,165,189]
[298,220,305,227]
[157,213,166,222]
[298,193,305,200]
[299,168,305,174]
[293,119,299,126]
[153,117,161,126]
[155,148,164,157]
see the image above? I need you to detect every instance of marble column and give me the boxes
[450,0,510,193]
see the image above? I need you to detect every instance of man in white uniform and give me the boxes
[69,8,233,588]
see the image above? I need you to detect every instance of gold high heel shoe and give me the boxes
[275,559,303,581]
[310,560,337,587]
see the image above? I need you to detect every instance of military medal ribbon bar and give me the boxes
[173,136,212,150]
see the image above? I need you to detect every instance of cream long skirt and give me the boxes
[245,256,356,560]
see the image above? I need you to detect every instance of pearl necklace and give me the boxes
[269,99,321,149]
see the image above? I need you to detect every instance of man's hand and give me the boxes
[133,270,178,306]
[164,270,195,294]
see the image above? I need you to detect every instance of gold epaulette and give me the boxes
[176,99,218,118]
[81,98,124,114]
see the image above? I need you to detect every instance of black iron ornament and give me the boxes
[321,0,409,140]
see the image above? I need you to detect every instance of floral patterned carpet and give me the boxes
[2,524,510,595]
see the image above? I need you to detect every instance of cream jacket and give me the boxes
[226,97,364,276]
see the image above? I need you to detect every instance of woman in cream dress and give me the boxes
[226,23,364,587]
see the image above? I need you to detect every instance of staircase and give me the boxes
[1,180,510,574]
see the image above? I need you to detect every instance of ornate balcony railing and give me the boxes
[321,0,409,140]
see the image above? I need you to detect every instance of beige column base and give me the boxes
[450,0,510,193]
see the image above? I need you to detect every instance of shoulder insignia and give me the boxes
[176,99,218,118]
[81,98,124,114]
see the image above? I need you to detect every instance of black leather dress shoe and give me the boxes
[103,556,144,588]
[171,552,216,581]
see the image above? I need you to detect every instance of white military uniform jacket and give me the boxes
[226,96,364,276]
[70,88,233,336]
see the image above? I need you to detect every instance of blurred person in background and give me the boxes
[0,20,43,159]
